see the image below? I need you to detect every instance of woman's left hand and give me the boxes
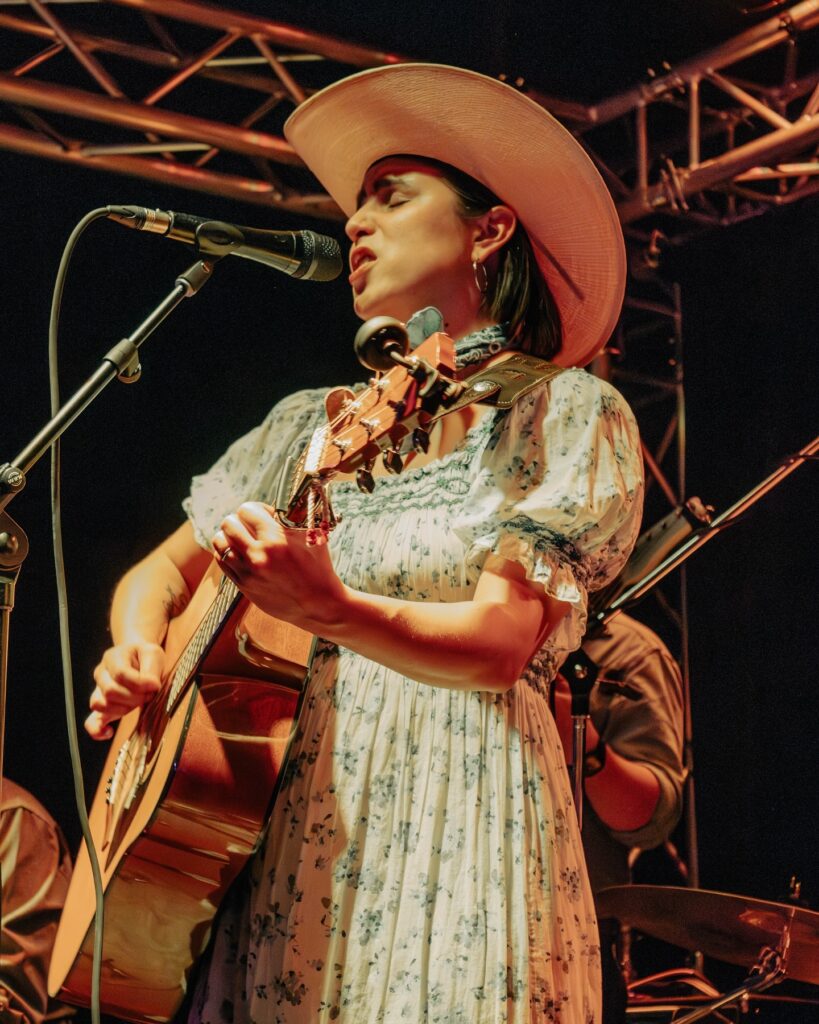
[212,501,346,630]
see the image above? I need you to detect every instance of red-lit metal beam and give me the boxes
[0,72,300,162]
[0,0,817,238]
[0,119,340,216]
[106,0,409,68]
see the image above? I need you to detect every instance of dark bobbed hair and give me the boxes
[409,156,563,360]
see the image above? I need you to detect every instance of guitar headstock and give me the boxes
[276,323,462,541]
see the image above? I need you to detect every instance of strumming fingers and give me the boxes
[212,529,233,559]
[89,682,151,715]
[84,710,116,741]
[95,662,161,695]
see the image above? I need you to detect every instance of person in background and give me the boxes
[1,779,73,1024]
[553,611,687,1021]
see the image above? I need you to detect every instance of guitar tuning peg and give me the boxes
[382,448,403,475]
[356,464,376,494]
[411,427,430,454]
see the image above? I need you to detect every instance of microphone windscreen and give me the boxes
[302,231,343,282]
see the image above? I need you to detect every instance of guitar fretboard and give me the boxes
[165,575,240,712]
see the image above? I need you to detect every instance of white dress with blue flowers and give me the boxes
[184,366,643,1024]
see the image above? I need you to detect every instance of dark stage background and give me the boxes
[2,0,818,1007]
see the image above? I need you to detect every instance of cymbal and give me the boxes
[596,885,819,986]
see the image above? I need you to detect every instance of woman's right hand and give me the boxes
[85,641,165,740]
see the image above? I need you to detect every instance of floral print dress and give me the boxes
[183,366,643,1024]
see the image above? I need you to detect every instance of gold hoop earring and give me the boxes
[472,259,489,295]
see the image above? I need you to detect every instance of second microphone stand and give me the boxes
[562,431,819,829]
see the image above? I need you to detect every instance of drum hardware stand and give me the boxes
[657,937,790,1024]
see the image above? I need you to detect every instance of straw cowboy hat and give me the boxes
[284,63,626,368]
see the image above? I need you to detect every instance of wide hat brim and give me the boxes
[284,63,626,367]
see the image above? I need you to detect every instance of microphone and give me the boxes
[106,205,343,282]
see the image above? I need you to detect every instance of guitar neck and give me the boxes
[165,573,240,713]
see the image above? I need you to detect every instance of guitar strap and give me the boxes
[431,351,566,419]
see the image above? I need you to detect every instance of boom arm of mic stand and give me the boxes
[562,432,818,827]
[590,433,819,631]
[0,257,219,515]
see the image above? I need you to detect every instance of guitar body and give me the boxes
[48,562,313,1023]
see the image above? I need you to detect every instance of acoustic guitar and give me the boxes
[48,326,461,1023]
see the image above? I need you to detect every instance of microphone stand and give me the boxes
[0,257,219,792]
[563,432,819,828]
[0,510,29,799]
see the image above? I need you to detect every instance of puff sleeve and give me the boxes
[453,368,644,654]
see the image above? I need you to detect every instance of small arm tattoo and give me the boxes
[162,583,190,620]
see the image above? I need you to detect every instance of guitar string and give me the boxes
[165,576,239,712]
[108,579,240,808]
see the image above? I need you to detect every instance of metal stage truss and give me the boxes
[0,0,818,232]
[2,0,818,889]
[1,0,817,502]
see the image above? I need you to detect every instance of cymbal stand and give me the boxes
[671,934,791,1024]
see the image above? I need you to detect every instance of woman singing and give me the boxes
[87,63,643,1023]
